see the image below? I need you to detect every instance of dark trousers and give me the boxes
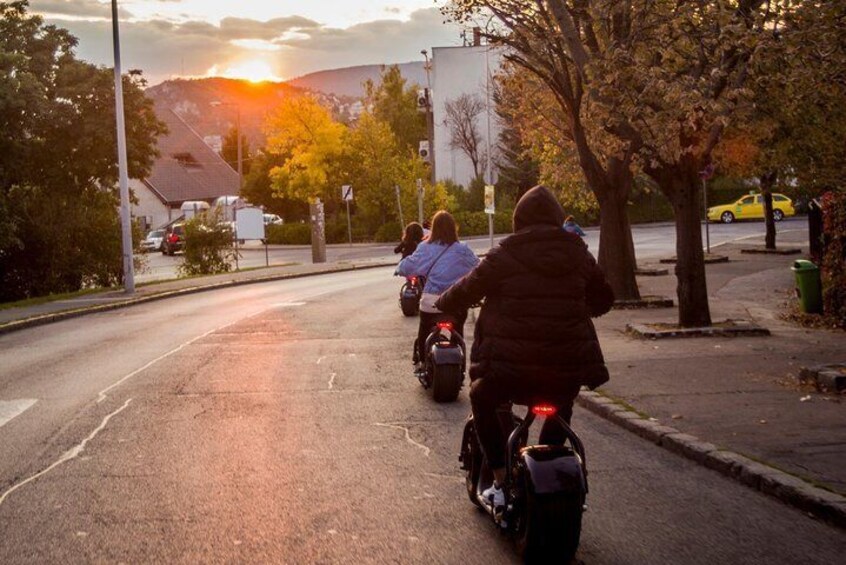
[469,376,581,470]
[415,310,467,364]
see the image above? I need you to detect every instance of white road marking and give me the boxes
[316,356,325,365]
[97,281,379,403]
[710,228,806,249]
[328,372,337,390]
[272,302,306,307]
[0,399,37,428]
[373,423,431,457]
[0,398,133,508]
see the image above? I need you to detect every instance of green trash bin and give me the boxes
[791,260,823,314]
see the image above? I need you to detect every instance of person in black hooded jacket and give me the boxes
[435,185,614,502]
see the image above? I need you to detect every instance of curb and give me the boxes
[0,262,396,337]
[576,391,846,529]
[799,364,846,393]
[626,321,771,339]
[740,247,802,255]
[613,296,674,310]
[635,267,670,277]
[660,255,730,264]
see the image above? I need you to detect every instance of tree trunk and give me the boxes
[597,171,640,301]
[760,172,777,250]
[668,174,712,327]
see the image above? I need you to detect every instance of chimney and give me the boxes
[473,27,481,47]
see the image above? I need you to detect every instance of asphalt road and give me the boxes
[137,218,808,283]
[1,262,843,563]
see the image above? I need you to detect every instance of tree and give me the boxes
[715,0,846,250]
[496,65,597,217]
[443,93,488,182]
[363,65,427,154]
[241,150,309,221]
[264,95,346,205]
[443,1,642,302]
[0,1,165,301]
[220,126,251,176]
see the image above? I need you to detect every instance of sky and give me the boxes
[30,1,468,85]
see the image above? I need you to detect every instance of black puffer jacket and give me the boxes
[436,186,614,391]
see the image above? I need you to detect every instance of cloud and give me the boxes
[32,0,132,19]
[36,7,465,84]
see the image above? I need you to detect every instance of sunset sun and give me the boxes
[220,60,280,83]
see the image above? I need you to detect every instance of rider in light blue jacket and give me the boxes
[396,211,479,371]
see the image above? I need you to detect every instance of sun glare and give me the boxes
[219,60,281,83]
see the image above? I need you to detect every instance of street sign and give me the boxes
[484,185,495,215]
[341,185,354,202]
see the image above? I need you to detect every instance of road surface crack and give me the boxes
[373,423,431,457]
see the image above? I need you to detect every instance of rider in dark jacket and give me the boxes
[435,185,614,498]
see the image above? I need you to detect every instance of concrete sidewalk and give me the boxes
[591,229,845,524]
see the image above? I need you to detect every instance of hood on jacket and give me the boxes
[513,185,565,232]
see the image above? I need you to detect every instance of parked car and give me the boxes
[141,229,165,253]
[707,193,795,224]
[263,213,283,226]
[162,223,185,256]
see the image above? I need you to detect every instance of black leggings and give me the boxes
[469,376,581,470]
[415,310,468,364]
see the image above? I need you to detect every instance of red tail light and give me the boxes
[531,405,558,417]
[168,233,178,243]
[436,321,454,331]
[410,276,418,284]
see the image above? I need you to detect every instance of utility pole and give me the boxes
[111,0,134,294]
[421,49,436,186]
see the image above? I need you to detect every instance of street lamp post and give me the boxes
[420,49,435,186]
[111,0,134,294]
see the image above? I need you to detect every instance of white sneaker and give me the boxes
[482,483,505,508]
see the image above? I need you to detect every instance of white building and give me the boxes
[431,42,504,188]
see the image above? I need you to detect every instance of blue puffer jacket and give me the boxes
[396,240,480,295]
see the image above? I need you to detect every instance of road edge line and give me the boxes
[576,391,846,529]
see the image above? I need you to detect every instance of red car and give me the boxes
[162,223,185,256]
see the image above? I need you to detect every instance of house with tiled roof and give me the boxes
[131,107,239,231]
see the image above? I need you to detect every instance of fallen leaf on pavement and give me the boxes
[800,395,812,402]
[759,419,768,424]
[671,414,683,419]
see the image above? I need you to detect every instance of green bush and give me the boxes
[454,210,514,237]
[179,212,235,276]
[266,223,311,245]
[375,221,402,243]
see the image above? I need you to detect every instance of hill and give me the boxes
[287,62,427,97]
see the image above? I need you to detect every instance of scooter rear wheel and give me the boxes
[431,364,462,402]
[515,489,583,563]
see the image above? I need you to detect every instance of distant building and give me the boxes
[431,41,504,188]
[130,108,239,231]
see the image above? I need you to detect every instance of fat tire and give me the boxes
[431,364,462,402]
[400,296,419,317]
[516,490,583,564]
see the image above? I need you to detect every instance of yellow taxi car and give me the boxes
[707,193,795,224]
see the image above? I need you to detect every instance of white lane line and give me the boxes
[327,373,337,390]
[97,278,382,403]
[709,228,806,249]
[0,399,37,428]
[0,398,133,508]
[373,423,431,457]
[96,310,266,403]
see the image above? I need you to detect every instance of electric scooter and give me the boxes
[459,402,587,562]
[414,316,466,402]
[399,276,423,316]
